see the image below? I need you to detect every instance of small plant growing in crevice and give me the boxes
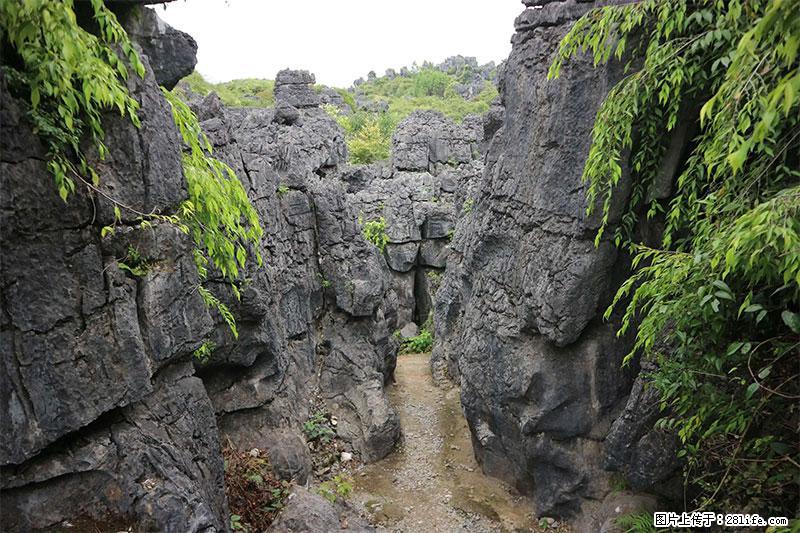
[359,216,389,252]
[223,444,289,532]
[303,411,336,444]
[277,184,290,196]
[317,273,332,289]
[117,246,152,277]
[615,512,657,533]
[399,327,433,354]
[192,339,216,364]
[461,198,474,214]
[426,270,442,284]
[316,473,353,503]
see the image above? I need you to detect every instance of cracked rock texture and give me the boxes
[339,109,489,331]
[432,0,677,521]
[0,5,401,531]
[0,5,226,529]
[183,82,402,471]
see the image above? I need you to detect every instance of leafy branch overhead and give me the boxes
[1,0,265,344]
[552,0,798,515]
[1,0,145,201]
[162,89,264,287]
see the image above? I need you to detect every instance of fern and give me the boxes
[616,513,658,533]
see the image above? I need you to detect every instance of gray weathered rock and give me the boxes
[123,7,198,89]
[0,45,225,529]
[392,110,480,173]
[182,72,402,471]
[275,69,321,108]
[431,0,654,520]
[267,486,374,532]
[604,363,682,495]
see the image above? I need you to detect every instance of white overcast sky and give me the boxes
[155,1,523,87]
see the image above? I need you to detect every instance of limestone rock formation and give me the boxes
[122,4,198,89]
[340,110,488,332]
[432,0,667,520]
[186,76,401,468]
[0,6,401,530]
[0,9,226,527]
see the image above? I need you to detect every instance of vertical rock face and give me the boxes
[0,6,401,530]
[0,7,227,529]
[433,0,642,518]
[182,72,402,473]
[339,110,489,332]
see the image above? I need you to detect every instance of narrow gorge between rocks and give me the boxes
[2,1,798,532]
[350,353,536,533]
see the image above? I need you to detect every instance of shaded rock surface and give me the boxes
[0,9,400,532]
[432,0,676,523]
[0,10,226,527]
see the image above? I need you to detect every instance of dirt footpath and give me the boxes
[349,353,565,532]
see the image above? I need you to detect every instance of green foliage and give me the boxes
[461,198,474,214]
[316,473,353,504]
[326,67,498,164]
[229,514,244,531]
[426,270,443,285]
[1,0,145,201]
[179,71,275,107]
[163,89,263,338]
[302,412,336,444]
[193,340,216,364]
[552,0,799,515]
[198,286,238,339]
[2,2,265,360]
[117,245,151,277]
[411,68,452,97]
[355,68,498,123]
[163,89,263,284]
[277,184,290,196]
[360,216,389,252]
[615,513,658,533]
[325,106,394,164]
[399,328,434,354]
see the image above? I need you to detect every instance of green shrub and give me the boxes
[316,473,353,503]
[117,245,151,277]
[348,119,391,164]
[360,216,389,252]
[179,72,275,107]
[412,68,453,97]
[400,328,433,354]
[302,412,335,444]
